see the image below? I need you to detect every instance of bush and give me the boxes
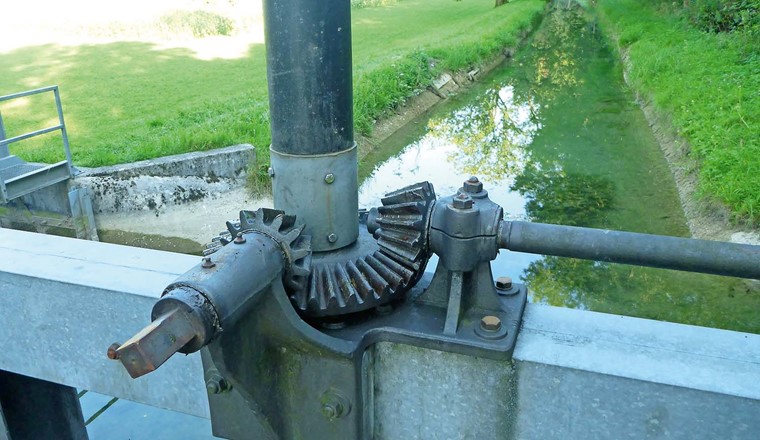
[159,10,234,38]
[687,0,758,34]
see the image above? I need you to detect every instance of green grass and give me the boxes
[0,0,546,180]
[596,0,759,223]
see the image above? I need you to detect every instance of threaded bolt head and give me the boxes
[327,233,338,243]
[324,173,335,184]
[233,232,246,244]
[463,176,483,194]
[267,167,275,177]
[201,257,216,269]
[480,315,502,332]
[495,276,513,290]
[452,193,473,209]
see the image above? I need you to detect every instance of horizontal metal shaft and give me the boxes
[499,221,760,279]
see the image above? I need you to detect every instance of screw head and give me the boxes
[451,193,473,209]
[201,257,216,269]
[322,402,342,420]
[267,167,275,177]
[106,343,121,360]
[327,233,338,243]
[480,315,502,332]
[495,276,513,290]
[463,176,483,194]
[234,232,246,244]
[324,173,335,184]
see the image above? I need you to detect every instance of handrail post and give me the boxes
[0,111,8,157]
[53,86,74,174]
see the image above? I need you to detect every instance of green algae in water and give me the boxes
[360,3,760,333]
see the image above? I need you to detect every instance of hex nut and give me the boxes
[480,315,502,332]
[452,193,473,210]
[495,276,513,290]
[463,176,483,194]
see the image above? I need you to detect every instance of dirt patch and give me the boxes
[619,49,759,245]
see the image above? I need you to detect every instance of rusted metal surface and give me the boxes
[116,309,197,378]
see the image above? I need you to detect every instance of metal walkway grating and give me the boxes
[0,162,45,182]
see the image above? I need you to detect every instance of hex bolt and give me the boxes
[233,232,246,244]
[322,401,344,421]
[495,276,513,290]
[267,167,275,177]
[324,173,335,184]
[106,343,121,360]
[327,233,338,243]
[206,376,229,395]
[201,257,216,269]
[463,176,483,194]
[451,193,473,210]
[480,315,502,333]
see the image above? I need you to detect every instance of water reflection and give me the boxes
[359,3,759,333]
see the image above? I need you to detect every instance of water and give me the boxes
[359,4,760,334]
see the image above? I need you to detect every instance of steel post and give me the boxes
[263,0,358,251]
[0,370,88,440]
[0,112,8,157]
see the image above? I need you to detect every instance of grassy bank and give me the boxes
[0,0,545,178]
[595,0,759,223]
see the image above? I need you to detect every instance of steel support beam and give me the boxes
[1,229,758,438]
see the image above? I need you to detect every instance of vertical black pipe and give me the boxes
[263,0,359,251]
[263,0,354,155]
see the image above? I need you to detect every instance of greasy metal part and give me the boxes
[292,182,436,317]
[500,220,760,279]
[270,145,358,251]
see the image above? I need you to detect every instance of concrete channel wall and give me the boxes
[1,228,758,439]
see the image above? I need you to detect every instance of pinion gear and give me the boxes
[204,208,311,293]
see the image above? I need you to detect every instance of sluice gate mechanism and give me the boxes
[110,1,760,439]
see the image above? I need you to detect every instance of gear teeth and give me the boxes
[288,181,436,318]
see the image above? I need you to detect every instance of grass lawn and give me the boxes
[596,0,759,223]
[0,0,545,175]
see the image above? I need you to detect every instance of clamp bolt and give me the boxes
[201,257,216,269]
[463,176,483,194]
[324,173,335,184]
[480,315,502,332]
[452,193,473,210]
[234,232,246,244]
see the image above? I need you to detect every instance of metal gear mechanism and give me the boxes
[205,208,312,293]
[290,182,437,318]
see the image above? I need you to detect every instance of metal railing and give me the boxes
[0,85,75,202]
[0,85,74,166]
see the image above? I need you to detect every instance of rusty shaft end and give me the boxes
[115,309,196,379]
